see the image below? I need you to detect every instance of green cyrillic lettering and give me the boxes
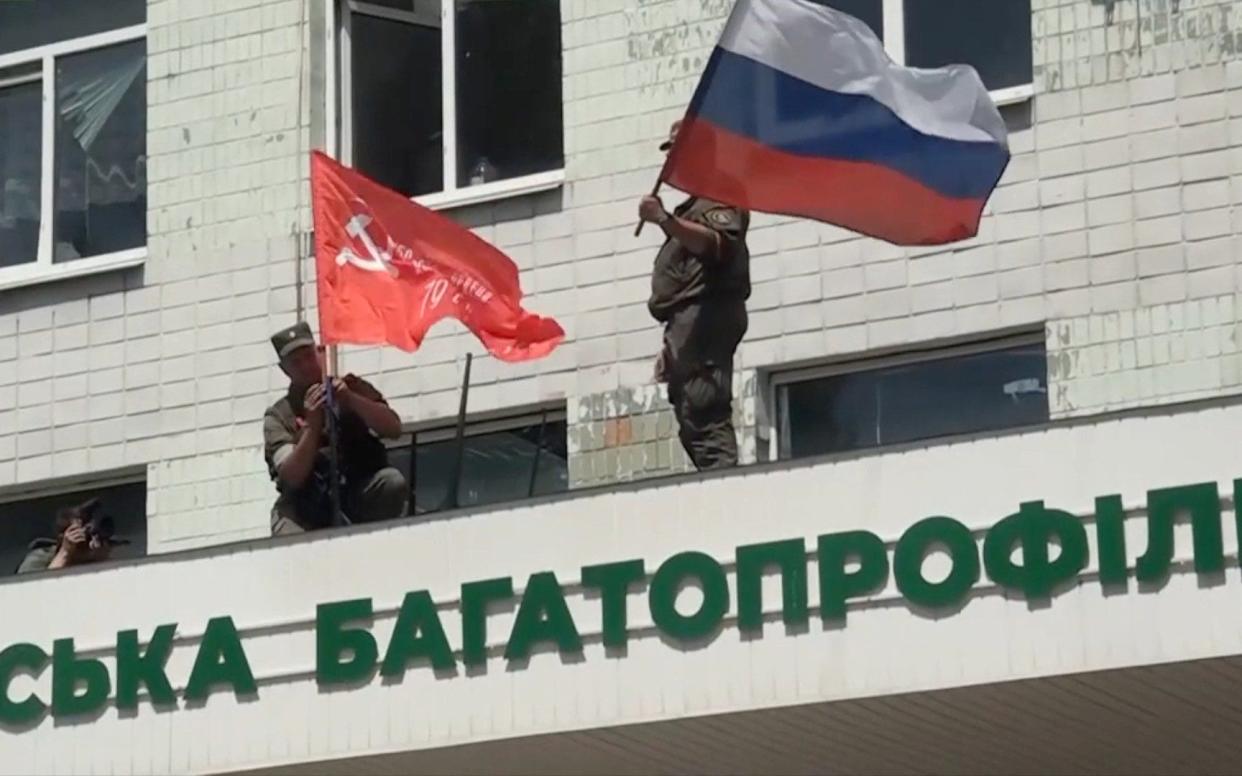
[893,517,980,609]
[460,577,514,668]
[1236,479,1242,570]
[817,531,889,621]
[1137,482,1223,581]
[0,643,48,726]
[116,625,177,711]
[648,552,729,641]
[51,638,110,717]
[581,559,645,649]
[315,599,379,685]
[1095,495,1128,586]
[184,617,256,702]
[735,539,809,632]
[381,592,455,677]
[1176,484,1224,575]
[984,501,1089,599]
[505,572,583,661]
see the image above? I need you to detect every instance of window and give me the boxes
[775,334,1049,460]
[816,0,1033,99]
[340,0,565,207]
[0,477,146,578]
[815,0,883,39]
[0,0,146,289]
[388,412,569,516]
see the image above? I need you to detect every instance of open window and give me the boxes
[388,410,569,516]
[0,0,147,290]
[338,0,565,209]
[0,475,146,578]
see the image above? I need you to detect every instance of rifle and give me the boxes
[323,376,349,527]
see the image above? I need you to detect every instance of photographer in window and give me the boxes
[16,498,124,574]
[264,322,407,535]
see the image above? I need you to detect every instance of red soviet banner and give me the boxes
[310,151,564,362]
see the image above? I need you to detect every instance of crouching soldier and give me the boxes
[264,322,407,535]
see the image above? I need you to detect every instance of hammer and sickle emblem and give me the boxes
[336,210,400,279]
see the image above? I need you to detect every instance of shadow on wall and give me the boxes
[446,187,565,233]
[0,263,145,318]
[1001,100,1033,135]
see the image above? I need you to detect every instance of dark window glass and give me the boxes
[389,418,569,515]
[0,0,145,55]
[813,0,883,40]
[359,0,421,9]
[0,480,147,578]
[53,40,147,262]
[0,73,41,268]
[903,0,1033,90]
[455,0,563,186]
[780,342,1049,460]
[352,8,444,197]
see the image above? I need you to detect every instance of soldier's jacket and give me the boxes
[262,376,391,494]
[648,197,751,370]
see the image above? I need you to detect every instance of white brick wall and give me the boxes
[2,0,1242,543]
[0,0,314,549]
[1049,294,1242,417]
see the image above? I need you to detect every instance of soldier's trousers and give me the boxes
[667,361,738,471]
[272,466,407,535]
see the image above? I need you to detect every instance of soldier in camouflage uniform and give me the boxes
[263,322,406,534]
[638,121,752,471]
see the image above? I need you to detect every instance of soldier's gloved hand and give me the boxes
[304,383,326,433]
[638,195,669,224]
[331,377,352,410]
[653,350,668,383]
[343,373,382,402]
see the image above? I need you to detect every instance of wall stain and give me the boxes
[1041,0,1241,93]
[625,0,732,98]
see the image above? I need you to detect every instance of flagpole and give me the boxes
[439,352,473,513]
[323,343,347,527]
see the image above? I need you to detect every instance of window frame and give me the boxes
[0,22,148,292]
[871,0,1034,106]
[337,0,565,211]
[388,406,570,514]
[0,468,147,578]
[770,330,1048,460]
[0,468,146,506]
[407,406,568,444]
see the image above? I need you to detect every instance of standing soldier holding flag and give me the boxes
[638,120,752,472]
[634,0,1011,472]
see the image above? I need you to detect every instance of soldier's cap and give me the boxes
[271,321,316,360]
[659,119,683,151]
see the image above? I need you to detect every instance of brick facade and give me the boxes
[1,0,1242,544]
[567,370,762,489]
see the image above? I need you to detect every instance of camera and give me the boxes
[74,498,129,546]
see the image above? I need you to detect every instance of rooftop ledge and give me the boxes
[4,392,1242,588]
[2,396,1240,773]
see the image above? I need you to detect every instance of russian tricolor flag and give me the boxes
[662,0,1011,246]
